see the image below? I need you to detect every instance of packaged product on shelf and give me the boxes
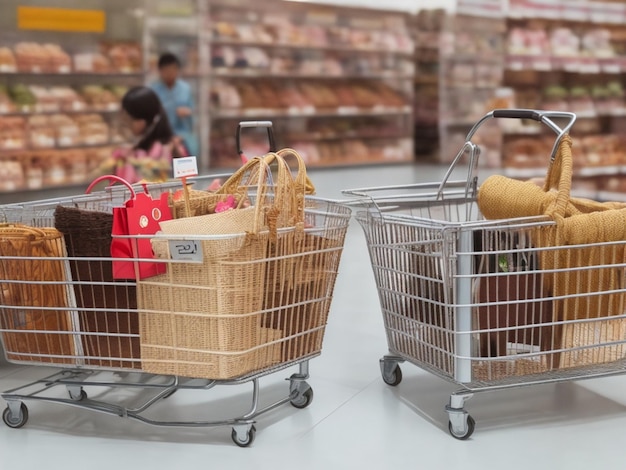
[29,86,61,113]
[44,44,72,73]
[52,87,87,112]
[0,85,16,114]
[14,42,71,73]
[43,153,67,186]
[23,156,42,190]
[8,84,37,112]
[65,150,87,184]
[81,85,120,111]
[75,114,110,145]
[0,47,17,73]
[582,29,614,58]
[100,42,142,73]
[73,52,111,73]
[51,114,81,147]
[542,85,569,111]
[210,80,241,108]
[28,116,56,149]
[550,28,580,57]
[0,117,27,150]
[0,158,24,191]
[569,86,595,114]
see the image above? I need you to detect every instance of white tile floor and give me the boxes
[2,163,626,469]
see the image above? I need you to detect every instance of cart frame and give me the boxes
[344,109,626,439]
[0,172,349,446]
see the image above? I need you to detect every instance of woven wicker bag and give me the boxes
[0,224,77,364]
[138,156,292,379]
[478,136,626,369]
[54,205,140,369]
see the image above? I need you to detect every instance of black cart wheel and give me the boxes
[291,387,314,409]
[382,364,403,386]
[2,403,29,429]
[448,415,475,440]
[231,425,256,448]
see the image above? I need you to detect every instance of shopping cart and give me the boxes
[344,109,626,440]
[0,158,350,445]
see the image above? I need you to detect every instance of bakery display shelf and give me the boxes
[2,142,117,154]
[0,108,120,117]
[441,54,503,64]
[4,182,88,197]
[306,155,413,168]
[284,131,409,143]
[503,165,624,180]
[506,2,626,26]
[145,16,200,34]
[0,71,144,79]
[210,38,413,58]
[210,69,412,80]
[501,127,543,135]
[506,55,626,74]
[213,154,413,170]
[214,106,412,119]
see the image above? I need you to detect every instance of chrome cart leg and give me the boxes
[2,400,29,429]
[66,385,87,402]
[289,361,313,409]
[380,355,405,387]
[445,392,475,440]
[231,378,261,448]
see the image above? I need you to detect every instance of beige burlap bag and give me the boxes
[138,156,296,379]
[478,136,626,369]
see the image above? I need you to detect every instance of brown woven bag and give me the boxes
[0,224,77,364]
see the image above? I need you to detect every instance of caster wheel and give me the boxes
[448,415,475,440]
[382,364,402,386]
[68,389,87,401]
[2,403,29,429]
[231,425,256,448]
[290,387,314,409]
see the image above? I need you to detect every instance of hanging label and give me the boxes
[168,240,203,263]
[173,156,198,178]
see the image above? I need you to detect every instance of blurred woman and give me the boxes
[98,86,187,183]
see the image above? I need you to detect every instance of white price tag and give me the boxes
[173,156,198,178]
[168,240,203,263]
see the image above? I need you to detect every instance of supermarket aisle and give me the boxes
[2,163,626,470]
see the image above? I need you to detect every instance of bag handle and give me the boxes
[542,135,574,221]
[0,223,49,239]
[86,175,137,199]
[272,148,316,195]
[216,155,293,233]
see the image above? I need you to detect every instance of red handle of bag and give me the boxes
[86,175,137,199]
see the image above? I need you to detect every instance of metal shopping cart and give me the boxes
[344,109,626,440]
[0,159,350,445]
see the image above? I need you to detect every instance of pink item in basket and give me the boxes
[215,195,237,213]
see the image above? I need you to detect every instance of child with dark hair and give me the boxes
[97,86,187,183]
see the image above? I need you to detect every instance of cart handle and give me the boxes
[436,109,577,201]
[236,121,277,162]
[468,109,576,161]
[86,175,136,198]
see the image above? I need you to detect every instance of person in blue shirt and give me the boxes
[150,52,199,157]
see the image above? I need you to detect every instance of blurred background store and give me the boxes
[1,0,625,203]
[5,3,626,466]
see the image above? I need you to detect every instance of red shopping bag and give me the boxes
[86,175,172,280]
